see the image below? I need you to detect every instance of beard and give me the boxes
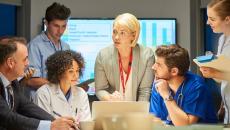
[155,72,172,81]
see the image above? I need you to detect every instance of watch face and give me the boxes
[165,95,173,101]
[169,95,174,100]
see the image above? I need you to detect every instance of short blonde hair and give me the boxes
[113,13,140,47]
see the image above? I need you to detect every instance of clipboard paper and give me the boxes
[193,55,230,73]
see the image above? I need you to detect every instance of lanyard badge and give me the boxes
[118,49,133,95]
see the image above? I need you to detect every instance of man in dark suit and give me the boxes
[0,37,76,130]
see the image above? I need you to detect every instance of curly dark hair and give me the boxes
[155,44,190,76]
[45,2,71,23]
[46,50,85,84]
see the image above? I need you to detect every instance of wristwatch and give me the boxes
[164,94,174,101]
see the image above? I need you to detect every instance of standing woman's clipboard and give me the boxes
[193,55,230,72]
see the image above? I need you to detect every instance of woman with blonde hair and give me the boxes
[95,13,154,101]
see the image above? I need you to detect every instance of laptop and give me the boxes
[92,101,149,130]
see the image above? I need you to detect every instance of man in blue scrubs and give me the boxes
[149,45,217,126]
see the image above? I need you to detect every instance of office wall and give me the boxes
[30,0,191,52]
[0,4,16,36]
[201,0,211,8]
[0,0,21,6]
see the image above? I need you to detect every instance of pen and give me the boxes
[53,111,80,130]
[53,111,62,117]
[76,108,82,123]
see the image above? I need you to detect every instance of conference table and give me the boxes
[95,114,228,130]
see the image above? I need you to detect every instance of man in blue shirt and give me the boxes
[149,44,217,126]
[27,2,70,89]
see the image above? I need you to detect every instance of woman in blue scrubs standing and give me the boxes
[199,0,230,124]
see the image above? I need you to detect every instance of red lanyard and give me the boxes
[118,49,133,95]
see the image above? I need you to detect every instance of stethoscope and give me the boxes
[176,81,185,108]
[167,80,185,122]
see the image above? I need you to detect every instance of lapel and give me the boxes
[50,83,67,102]
[11,80,19,89]
[218,35,225,55]
[0,77,16,110]
[112,47,120,91]
[132,45,140,100]
[0,77,6,100]
[69,86,77,105]
[112,45,140,97]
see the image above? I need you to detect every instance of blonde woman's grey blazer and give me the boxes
[94,44,154,101]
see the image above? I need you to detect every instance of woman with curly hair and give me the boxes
[33,50,91,123]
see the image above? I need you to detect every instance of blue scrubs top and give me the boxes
[149,72,218,125]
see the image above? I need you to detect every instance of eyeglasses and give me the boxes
[112,30,133,38]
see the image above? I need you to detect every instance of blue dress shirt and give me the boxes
[28,31,70,78]
[37,120,51,130]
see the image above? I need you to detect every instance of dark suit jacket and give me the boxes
[0,78,55,130]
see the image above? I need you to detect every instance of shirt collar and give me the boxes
[0,72,11,89]
[40,31,51,42]
[53,84,72,101]
[224,35,230,45]
[41,31,63,51]
[65,87,71,101]
[41,31,63,44]
[174,78,187,97]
